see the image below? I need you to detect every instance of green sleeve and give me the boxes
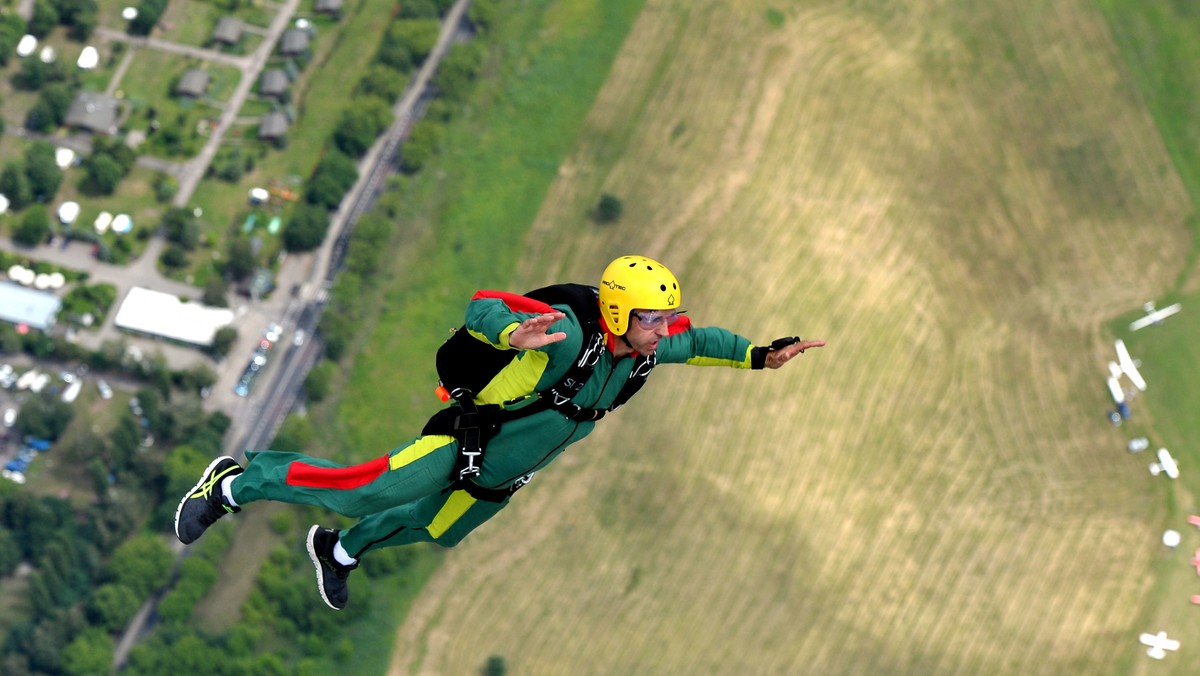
[655,326,755,368]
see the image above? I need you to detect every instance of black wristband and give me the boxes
[751,337,801,369]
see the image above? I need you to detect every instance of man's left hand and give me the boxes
[764,339,825,369]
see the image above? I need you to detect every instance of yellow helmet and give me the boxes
[599,255,681,335]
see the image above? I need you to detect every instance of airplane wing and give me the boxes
[1130,303,1181,331]
[1115,340,1147,391]
[1159,449,1179,479]
[1106,377,1125,404]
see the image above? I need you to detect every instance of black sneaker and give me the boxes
[174,456,242,545]
[307,524,358,610]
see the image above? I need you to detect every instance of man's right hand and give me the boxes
[509,312,568,350]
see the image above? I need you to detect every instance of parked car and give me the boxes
[2,407,15,428]
[96,379,113,400]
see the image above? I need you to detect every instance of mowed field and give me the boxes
[370,1,1195,674]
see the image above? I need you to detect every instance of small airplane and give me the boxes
[1105,362,1131,420]
[1105,374,1130,420]
[1139,631,1180,660]
[1114,340,1146,391]
[1129,302,1181,332]
[1149,448,1179,479]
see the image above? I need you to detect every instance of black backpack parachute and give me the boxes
[423,283,655,501]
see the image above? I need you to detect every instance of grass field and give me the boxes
[315,1,1200,674]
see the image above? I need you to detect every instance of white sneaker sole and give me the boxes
[307,524,341,610]
[173,455,235,543]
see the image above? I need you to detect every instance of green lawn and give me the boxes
[1095,0,1200,289]
[114,51,242,158]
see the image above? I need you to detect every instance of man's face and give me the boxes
[623,309,680,354]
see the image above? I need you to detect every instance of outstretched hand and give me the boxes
[509,312,568,350]
[764,339,825,369]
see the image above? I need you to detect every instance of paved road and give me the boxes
[94,27,253,69]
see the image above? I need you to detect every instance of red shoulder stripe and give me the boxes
[471,290,555,314]
[667,316,693,336]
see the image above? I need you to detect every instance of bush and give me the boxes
[13,206,50,247]
[592,193,624,223]
[283,204,330,251]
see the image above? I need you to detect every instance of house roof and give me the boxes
[259,68,289,96]
[212,17,244,44]
[114,286,235,347]
[64,92,120,135]
[279,28,310,56]
[258,111,290,139]
[0,282,61,331]
[314,0,342,13]
[176,69,210,97]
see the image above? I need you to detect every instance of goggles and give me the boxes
[630,309,684,330]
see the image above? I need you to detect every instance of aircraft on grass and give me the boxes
[1105,340,1146,421]
[1149,448,1179,480]
[1114,340,1146,391]
[1139,631,1180,660]
[1129,302,1181,332]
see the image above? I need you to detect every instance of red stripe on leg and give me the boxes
[286,455,390,490]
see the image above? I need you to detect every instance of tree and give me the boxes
[128,0,167,35]
[305,149,358,209]
[381,19,439,69]
[359,64,407,101]
[154,172,178,202]
[61,628,114,676]
[303,361,333,402]
[83,153,123,195]
[225,236,257,281]
[27,0,59,38]
[25,142,63,202]
[15,392,74,439]
[13,57,49,91]
[210,326,238,358]
[0,527,20,575]
[105,534,173,598]
[333,98,392,157]
[86,583,141,632]
[483,655,508,676]
[159,243,190,269]
[40,82,76,127]
[398,0,439,18]
[202,276,229,307]
[593,193,624,223]
[400,120,440,174]
[13,205,50,247]
[54,0,100,40]
[283,203,330,251]
[0,161,33,210]
[433,41,484,103]
[0,15,25,67]
[271,414,314,452]
[162,207,200,249]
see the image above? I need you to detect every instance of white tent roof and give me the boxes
[94,211,113,233]
[77,46,98,69]
[55,147,76,168]
[0,281,61,330]
[16,35,36,58]
[57,201,80,224]
[114,287,234,347]
[112,213,132,233]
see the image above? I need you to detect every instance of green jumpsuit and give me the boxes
[228,291,756,559]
